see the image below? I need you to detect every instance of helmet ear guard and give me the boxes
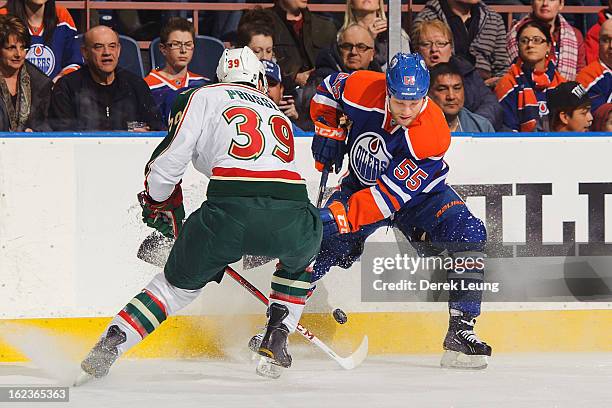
[216,47,268,93]
[258,70,268,94]
[386,53,430,100]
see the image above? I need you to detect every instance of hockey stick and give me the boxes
[316,167,330,208]
[135,234,368,369]
[223,266,368,370]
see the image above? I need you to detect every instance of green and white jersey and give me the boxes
[145,83,307,202]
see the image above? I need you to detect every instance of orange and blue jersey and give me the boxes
[577,60,612,112]
[1,6,82,79]
[310,70,451,231]
[144,69,210,123]
[495,59,565,132]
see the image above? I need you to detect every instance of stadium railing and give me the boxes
[0,1,604,50]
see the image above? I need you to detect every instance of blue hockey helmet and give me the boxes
[386,53,430,100]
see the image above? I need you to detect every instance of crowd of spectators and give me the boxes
[0,0,610,133]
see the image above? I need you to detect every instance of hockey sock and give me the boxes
[102,273,202,355]
[447,251,484,317]
[269,264,313,333]
[267,299,304,333]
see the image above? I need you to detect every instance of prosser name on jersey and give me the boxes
[145,82,305,203]
[77,48,322,384]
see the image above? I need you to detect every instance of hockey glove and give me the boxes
[319,201,351,239]
[312,121,347,174]
[138,184,185,239]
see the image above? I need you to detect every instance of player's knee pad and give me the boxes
[437,208,487,254]
[145,273,202,316]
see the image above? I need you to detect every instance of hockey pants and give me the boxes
[103,196,322,356]
[312,185,487,316]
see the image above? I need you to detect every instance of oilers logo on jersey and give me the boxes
[349,132,391,186]
[537,100,549,116]
[27,44,55,76]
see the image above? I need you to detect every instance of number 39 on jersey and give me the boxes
[223,106,295,163]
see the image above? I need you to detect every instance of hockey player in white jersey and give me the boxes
[77,47,322,382]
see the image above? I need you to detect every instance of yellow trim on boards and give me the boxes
[1,310,611,362]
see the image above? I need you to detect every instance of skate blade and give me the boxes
[255,356,282,379]
[440,350,488,369]
[73,370,95,387]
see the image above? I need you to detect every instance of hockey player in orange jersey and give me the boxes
[310,53,492,369]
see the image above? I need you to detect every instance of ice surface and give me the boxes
[1,353,611,408]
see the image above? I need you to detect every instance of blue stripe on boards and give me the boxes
[1,131,611,139]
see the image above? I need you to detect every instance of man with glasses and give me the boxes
[298,23,381,130]
[145,18,210,125]
[578,19,612,113]
[50,25,163,131]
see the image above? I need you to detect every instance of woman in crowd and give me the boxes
[236,9,300,125]
[507,0,586,80]
[1,0,82,81]
[0,14,52,131]
[235,8,275,61]
[496,19,566,132]
[412,19,503,130]
[342,0,409,69]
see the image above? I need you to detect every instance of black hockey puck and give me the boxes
[333,308,348,324]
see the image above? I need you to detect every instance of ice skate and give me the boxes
[75,325,126,385]
[441,311,491,369]
[255,303,292,378]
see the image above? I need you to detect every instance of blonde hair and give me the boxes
[411,19,453,47]
[342,0,387,30]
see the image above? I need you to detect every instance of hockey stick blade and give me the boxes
[136,232,275,271]
[224,266,368,370]
[73,370,95,387]
[297,323,368,370]
[136,231,172,268]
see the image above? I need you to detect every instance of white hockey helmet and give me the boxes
[216,47,268,93]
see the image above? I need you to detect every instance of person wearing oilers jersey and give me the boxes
[1,0,82,81]
[144,17,210,124]
[76,47,322,383]
[310,52,492,369]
